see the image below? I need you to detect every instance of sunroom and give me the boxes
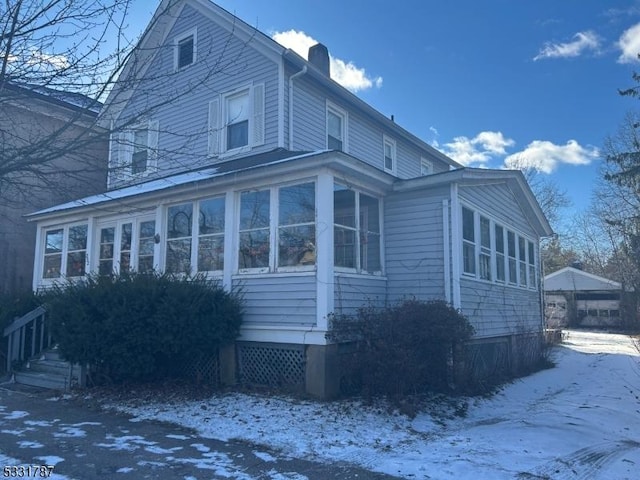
[29,149,394,346]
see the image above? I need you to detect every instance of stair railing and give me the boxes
[3,305,51,372]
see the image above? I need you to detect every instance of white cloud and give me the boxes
[504,139,599,174]
[272,29,382,92]
[534,31,600,61]
[617,23,640,63]
[441,131,515,167]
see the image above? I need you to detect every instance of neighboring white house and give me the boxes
[544,267,625,328]
[26,0,553,397]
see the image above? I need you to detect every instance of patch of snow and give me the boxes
[0,454,70,480]
[111,331,640,479]
[116,467,134,473]
[17,440,44,448]
[265,471,309,480]
[34,455,65,466]
[4,410,29,420]
[24,420,55,427]
[166,434,191,440]
[166,452,253,479]
[95,434,157,452]
[190,443,210,453]
[253,450,277,463]
[54,426,87,438]
[144,445,183,454]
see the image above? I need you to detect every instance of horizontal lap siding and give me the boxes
[460,279,542,338]
[459,183,536,237]
[458,182,542,337]
[290,75,451,177]
[334,275,386,315]
[385,187,448,303]
[233,274,317,326]
[110,5,280,189]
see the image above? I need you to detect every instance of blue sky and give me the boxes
[127,0,640,220]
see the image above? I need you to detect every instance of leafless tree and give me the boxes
[0,0,250,211]
[505,155,571,233]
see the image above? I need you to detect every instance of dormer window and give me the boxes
[327,102,347,152]
[175,29,196,70]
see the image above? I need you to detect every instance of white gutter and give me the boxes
[288,66,307,150]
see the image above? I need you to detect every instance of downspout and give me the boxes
[288,66,307,150]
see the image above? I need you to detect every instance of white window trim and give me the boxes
[333,184,384,276]
[118,120,159,178]
[383,135,396,174]
[40,222,89,283]
[210,83,265,158]
[420,157,434,176]
[326,101,348,152]
[459,204,538,290]
[174,27,197,71]
[237,181,318,275]
[94,216,156,275]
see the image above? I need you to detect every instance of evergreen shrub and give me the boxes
[327,299,474,398]
[43,272,243,384]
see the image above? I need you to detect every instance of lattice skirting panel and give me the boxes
[465,339,510,382]
[183,351,220,386]
[237,342,305,389]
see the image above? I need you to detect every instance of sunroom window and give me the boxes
[43,229,63,279]
[197,197,225,272]
[166,203,193,274]
[334,183,381,273]
[239,190,270,270]
[462,207,475,275]
[278,183,316,268]
[42,224,87,279]
[479,216,491,281]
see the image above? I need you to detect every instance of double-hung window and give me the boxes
[518,237,527,286]
[175,28,196,70]
[527,241,536,288]
[479,216,491,280]
[495,225,505,282]
[327,103,346,151]
[507,231,517,285]
[334,183,381,274]
[462,207,476,275]
[208,84,265,156]
[383,136,396,173]
[420,158,434,176]
[114,121,159,176]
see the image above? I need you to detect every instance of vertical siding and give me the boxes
[109,4,280,189]
[333,274,386,316]
[233,274,317,325]
[385,186,449,303]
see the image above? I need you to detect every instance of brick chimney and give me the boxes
[308,43,330,77]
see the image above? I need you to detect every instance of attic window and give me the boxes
[175,29,196,70]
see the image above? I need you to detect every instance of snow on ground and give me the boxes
[111,330,640,479]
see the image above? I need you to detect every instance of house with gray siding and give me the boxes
[25,0,553,397]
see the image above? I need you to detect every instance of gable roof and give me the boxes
[394,167,553,238]
[544,267,622,292]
